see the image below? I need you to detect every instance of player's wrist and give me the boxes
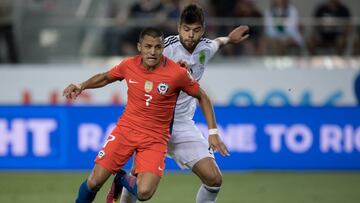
[75,83,83,91]
[208,128,219,135]
[222,36,230,44]
[216,37,230,46]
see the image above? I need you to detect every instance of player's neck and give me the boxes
[185,47,195,54]
[141,58,163,71]
[143,64,157,71]
[180,41,196,54]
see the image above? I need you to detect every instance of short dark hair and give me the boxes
[139,27,164,41]
[180,4,205,26]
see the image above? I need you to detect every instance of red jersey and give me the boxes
[108,55,200,143]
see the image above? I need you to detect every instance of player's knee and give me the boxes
[204,172,222,187]
[137,187,155,201]
[86,177,102,190]
[137,191,153,201]
[138,187,154,201]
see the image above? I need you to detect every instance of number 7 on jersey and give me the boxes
[145,94,152,107]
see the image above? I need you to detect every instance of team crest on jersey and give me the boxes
[199,50,206,65]
[97,150,105,159]
[157,83,169,95]
[144,80,153,93]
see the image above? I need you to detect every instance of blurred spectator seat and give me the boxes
[232,0,265,55]
[103,0,132,56]
[307,0,351,55]
[264,0,304,55]
[208,0,237,56]
[354,26,360,55]
[0,0,19,63]
[117,0,174,56]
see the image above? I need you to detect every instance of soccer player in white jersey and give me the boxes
[107,4,249,203]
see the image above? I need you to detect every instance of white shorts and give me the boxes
[167,120,215,169]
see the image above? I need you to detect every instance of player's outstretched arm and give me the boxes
[63,72,116,100]
[215,25,250,47]
[194,88,230,157]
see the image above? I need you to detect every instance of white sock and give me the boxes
[119,187,137,203]
[196,184,220,203]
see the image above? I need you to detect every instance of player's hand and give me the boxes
[228,25,250,44]
[62,83,82,100]
[177,60,189,70]
[208,134,230,157]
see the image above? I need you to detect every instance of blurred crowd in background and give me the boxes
[0,0,359,63]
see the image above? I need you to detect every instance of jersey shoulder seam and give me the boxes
[164,36,180,48]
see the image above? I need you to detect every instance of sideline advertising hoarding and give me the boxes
[1,106,359,171]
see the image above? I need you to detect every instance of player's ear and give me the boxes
[137,42,141,52]
[177,23,181,33]
[200,26,205,37]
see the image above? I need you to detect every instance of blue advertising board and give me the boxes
[0,106,359,170]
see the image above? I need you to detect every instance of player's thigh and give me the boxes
[192,157,222,186]
[168,138,214,169]
[95,127,136,174]
[134,141,167,177]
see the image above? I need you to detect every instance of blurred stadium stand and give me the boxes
[0,0,358,64]
[1,3,359,203]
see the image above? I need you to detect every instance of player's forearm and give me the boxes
[197,88,217,129]
[79,72,113,90]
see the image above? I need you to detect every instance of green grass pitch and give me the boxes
[0,171,359,203]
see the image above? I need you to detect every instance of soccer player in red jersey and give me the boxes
[63,27,227,203]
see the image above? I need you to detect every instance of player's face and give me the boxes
[137,35,164,70]
[178,23,204,52]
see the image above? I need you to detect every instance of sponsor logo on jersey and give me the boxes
[199,50,206,65]
[157,83,169,95]
[144,80,153,93]
[98,150,105,159]
[129,79,138,84]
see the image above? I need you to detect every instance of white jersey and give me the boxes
[163,35,219,143]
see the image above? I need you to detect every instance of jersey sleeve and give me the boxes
[163,37,174,58]
[176,67,200,97]
[107,59,127,80]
